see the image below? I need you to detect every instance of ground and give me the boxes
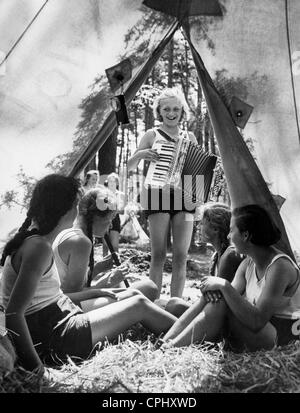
[98,242,214,305]
[1,242,300,394]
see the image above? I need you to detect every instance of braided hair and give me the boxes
[201,203,232,277]
[78,186,117,286]
[1,174,80,266]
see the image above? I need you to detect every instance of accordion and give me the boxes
[144,137,217,208]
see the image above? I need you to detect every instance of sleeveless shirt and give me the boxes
[244,254,300,319]
[52,228,88,289]
[1,237,63,315]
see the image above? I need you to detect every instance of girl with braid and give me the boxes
[165,203,244,317]
[0,174,177,372]
[52,186,158,310]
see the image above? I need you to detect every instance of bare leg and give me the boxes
[87,295,177,346]
[165,299,227,347]
[164,295,207,341]
[81,279,157,312]
[165,297,190,317]
[80,288,141,312]
[170,212,194,297]
[227,311,277,351]
[130,279,158,302]
[148,213,170,297]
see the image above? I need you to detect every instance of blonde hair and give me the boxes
[106,172,120,188]
[153,87,190,122]
[78,185,117,217]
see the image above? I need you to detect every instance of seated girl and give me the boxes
[166,203,244,316]
[0,174,177,372]
[159,204,300,351]
[52,186,157,311]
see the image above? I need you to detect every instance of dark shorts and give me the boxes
[142,187,196,220]
[270,316,300,346]
[25,295,93,365]
[223,315,300,351]
[110,213,121,233]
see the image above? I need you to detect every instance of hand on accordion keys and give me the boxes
[138,148,160,163]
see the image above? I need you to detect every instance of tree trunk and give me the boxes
[209,124,216,154]
[167,38,174,88]
[204,113,209,153]
[196,79,203,147]
[118,127,125,173]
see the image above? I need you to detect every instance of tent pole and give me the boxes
[68,20,180,178]
[181,23,295,260]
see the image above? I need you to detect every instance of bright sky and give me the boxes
[0,0,299,254]
[0,0,143,243]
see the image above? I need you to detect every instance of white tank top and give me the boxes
[152,127,188,145]
[1,243,63,315]
[52,228,88,289]
[244,254,300,319]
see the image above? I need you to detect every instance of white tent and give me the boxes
[0,0,299,255]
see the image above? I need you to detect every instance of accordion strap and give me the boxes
[156,128,177,143]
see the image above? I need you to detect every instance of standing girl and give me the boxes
[128,88,197,298]
[102,172,125,257]
[82,169,99,193]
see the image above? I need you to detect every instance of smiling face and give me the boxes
[159,97,183,127]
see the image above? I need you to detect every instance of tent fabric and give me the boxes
[185,27,294,258]
[0,0,299,255]
[69,20,180,177]
[0,0,144,242]
[187,0,300,254]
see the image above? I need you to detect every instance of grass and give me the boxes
[1,244,300,393]
[1,338,300,393]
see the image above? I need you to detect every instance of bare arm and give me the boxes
[127,130,159,171]
[6,238,53,371]
[58,235,91,293]
[201,258,295,332]
[92,265,129,288]
[163,294,207,341]
[66,288,117,305]
[92,254,114,277]
[218,249,245,283]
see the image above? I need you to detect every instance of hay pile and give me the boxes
[1,340,299,393]
[1,245,299,393]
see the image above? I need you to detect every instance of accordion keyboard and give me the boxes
[144,140,176,188]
